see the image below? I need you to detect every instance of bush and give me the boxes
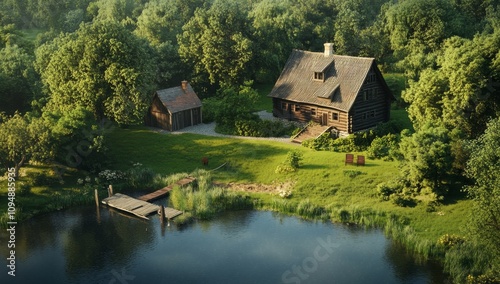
[235,119,265,137]
[27,171,59,186]
[437,234,465,250]
[275,151,303,174]
[367,133,400,160]
[126,166,156,189]
[302,121,402,153]
[18,182,31,196]
[235,119,298,137]
[376,182,401,200]
[390,193,416,207]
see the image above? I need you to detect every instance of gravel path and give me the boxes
[152,111,300,144]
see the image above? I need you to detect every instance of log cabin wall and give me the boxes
[272,98,349,133]
[349,69,391,133]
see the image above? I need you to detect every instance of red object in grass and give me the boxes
[202,157,209,166]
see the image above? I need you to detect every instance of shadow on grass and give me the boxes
[301,164,327,170]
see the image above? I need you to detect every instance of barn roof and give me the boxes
[268,50,378,112]
[155,83,202,113]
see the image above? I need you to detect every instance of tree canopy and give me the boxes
[465,117,500,270]
[36,21,156,125]
[178,0,253,88]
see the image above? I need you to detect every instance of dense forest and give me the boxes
[0,0,499,282]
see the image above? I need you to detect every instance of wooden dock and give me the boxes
[161,207,183,219]
[102,193,160,220]
[100,177,195,220]
[138,176,196,202]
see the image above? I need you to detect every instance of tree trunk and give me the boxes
[14,155,26,178]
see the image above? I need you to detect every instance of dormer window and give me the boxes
[313,72,324,81]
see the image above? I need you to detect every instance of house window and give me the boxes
[366,73,376,83]
[311,108,316,116]
[361,110,375,120]
[295,105,301,112]
[313,72,324,81]
[281,102,287,110]
[332,112,339,121]
[363,89,374,101]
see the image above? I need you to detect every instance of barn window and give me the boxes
[281,102,287,110]
[332,112,339,121]
[313,72,324,81]
[295,105,301,112]
[311,108,316,116]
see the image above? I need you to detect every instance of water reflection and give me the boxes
[0,207,446,284]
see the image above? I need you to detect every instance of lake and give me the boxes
[0,206,447,283]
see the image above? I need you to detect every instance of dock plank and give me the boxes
[138,177,196,202]
[102,193,159,220]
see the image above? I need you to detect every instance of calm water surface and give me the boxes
[0,206,447,284]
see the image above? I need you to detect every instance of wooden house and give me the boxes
[268,43,394,136]
[145,81,202,131]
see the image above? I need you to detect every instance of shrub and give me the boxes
[27,171,59,186]
[302,122,402,152]
[275,164,296,174]
[285,150,303,168]
[126,166,156,189]
[437,234,466,250]
[235,119,264,137]
[390,193,416,207]
[367,133,400,160]
[276,150,303,173]
[376,182,401,200]
[18,182,31,196]
[235,119,298,137]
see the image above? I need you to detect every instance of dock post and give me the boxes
[94,189,99,207]
[108,185,113,197]
[160,205,165,224]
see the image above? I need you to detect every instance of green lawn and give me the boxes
[0,124,470,244]
[106,126,471,242]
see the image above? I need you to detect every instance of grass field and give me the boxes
[0,124,472,243]
[105,126,471,242]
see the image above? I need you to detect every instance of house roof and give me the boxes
[268,50,378,112]
[155,83,202,113]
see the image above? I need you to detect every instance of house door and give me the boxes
[322,113,328,126]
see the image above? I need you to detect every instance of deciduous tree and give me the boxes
[399,123,454,196]
[36,21,156,125]
[178,0,253,88]
[465,117,500,271]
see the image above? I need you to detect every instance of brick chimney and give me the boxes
[324,43,334,57]
[181,80,188,91]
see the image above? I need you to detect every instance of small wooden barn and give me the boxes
[145,81,202,131]
[268,43,394,136]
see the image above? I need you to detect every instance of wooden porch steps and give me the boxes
[291,124,332,143]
